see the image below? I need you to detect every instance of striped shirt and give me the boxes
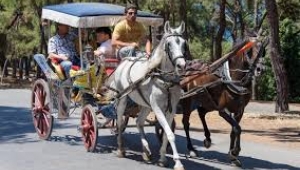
[48,33,78,61]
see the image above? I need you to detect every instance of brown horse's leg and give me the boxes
[197,107,211,148]
[181,98,198,157]
[231,109,244,156]
[218,110,242,167]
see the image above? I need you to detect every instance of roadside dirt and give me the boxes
[0,77,33,89]
[173,111,300,149]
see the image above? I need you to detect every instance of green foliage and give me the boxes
[277,0,300,21]
[256,56,277,101]
[280,18,300,102]
[256,18,300,102]
[189,38,210,61]
[0,0,299,103]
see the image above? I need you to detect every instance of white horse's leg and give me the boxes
[116,97,127,158]
[136,107,152,162]
[159,111,174,166]
[152,104,184,170]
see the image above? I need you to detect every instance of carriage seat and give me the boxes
[50,58,83,80]
[104,57,120,76]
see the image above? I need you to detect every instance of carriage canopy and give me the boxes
[42,3,164,28]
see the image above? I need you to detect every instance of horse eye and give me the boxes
[182,42,187,51]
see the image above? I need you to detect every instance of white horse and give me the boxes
[110,21,187,170]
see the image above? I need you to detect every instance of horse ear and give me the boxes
[178,21,185,34]
[164,21,170,33]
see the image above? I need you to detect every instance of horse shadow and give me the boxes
[93,131,219,170]
[92,127,299,170]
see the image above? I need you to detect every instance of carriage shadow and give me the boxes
[0,106,38,143]
[0,104,83,144]
[47,135,82,146]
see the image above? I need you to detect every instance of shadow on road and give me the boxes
[0,105,79,143]
[89,130,299,170]
[177,126,300,146]
[0,106,37,143]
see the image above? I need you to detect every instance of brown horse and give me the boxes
[180,37,268,167]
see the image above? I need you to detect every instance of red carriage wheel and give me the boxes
[31,79,53,140]
[80,104,98,152]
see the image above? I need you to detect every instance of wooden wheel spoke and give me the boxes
[36,115,42,134]
[42,113,50,128]
[85,132,90,142]
[82,113,89,125]
[42,108,51,115]
[39,116,45,135]
[90,130,95,139]
[34,91,42,107]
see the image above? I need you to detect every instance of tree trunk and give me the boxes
[251,0,259,100]
[169,0,175,25]
[179,0,187,39]
[0,33,7,70]
[236,0,244,38]
[213,0,226,61]
[179,0,192,59]
[163,0,170,22]
[264,0,289,113]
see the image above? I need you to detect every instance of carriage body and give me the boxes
[31,2,163,150]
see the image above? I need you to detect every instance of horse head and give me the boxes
[162,21,187,75]
[228,35,268,81]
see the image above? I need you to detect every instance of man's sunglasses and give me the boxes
[127,12,137,15]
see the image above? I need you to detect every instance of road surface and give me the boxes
[0,89,299,170]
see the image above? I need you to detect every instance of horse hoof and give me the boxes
[231,159,242,167]
[157,159,168,167]
[228,150,239,159]
[203,139,211,148]
[189,150,198,157]
[117,149,125,158]
[142,152,152,163]
[228,151,242,167]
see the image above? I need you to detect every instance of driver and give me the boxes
[112,4,151,58]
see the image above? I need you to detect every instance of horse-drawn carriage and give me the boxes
[31,2,163,150]
[31,2,268,170]
[32,2,191,169]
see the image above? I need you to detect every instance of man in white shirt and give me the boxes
[94,27,114,58]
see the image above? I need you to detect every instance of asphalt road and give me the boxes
[0,89,299,170]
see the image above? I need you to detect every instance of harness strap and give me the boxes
[125,58,151,106]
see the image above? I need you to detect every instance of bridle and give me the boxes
[227,38,268,85]
[163,33,187,67]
